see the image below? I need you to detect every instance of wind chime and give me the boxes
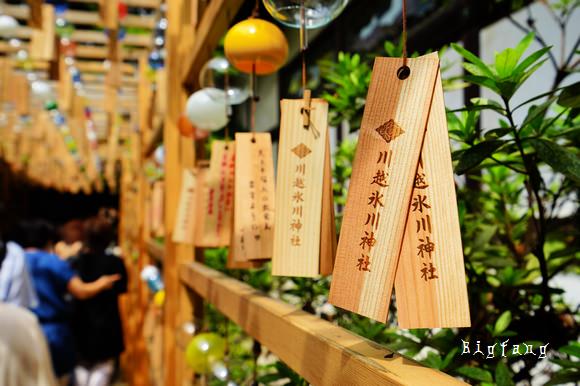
[328,0,470,328]
[223,3,289,268]
[263,0,348,277]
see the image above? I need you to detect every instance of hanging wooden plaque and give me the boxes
[196,141,235,247]
[58,59,73,112]
[329,53,440,322]
[272,97,330,277]
[319,134,337,275]
[231,133,275,263]
[13,75,30,116]
[395,72,470,328]
[172,168,197,244]
[194,164,209,244]
[151,181,165,238]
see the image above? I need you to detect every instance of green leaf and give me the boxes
[558,82,580,108]
[452,43,495,78]
[495,361,514,386]
[550,358,580,369]
[514,46,552,75]
[455,140,506,174]
[485,127,512,139]
[560,343,580,358]
[455,366,494,383]
[494,311,512,336]
[514,32,535,61]
[463,63,491,77]
[528,138,580,183]
[494,33,534,78]
[422,351,443,369]
[441,348,459,370]
[545,369,580,385]
[465,75,500,94]
[495,48,521,78]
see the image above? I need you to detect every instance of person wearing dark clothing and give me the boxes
[71,215,127,386]
[20,219,120,385]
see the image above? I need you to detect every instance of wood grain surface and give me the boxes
[395,72,471,328]
[172,168,197,244]
[232,133,276,262]
[272,98,329,277]
[329,53,440,322]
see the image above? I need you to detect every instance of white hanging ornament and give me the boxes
[185,88,228,132]
[31,81,52,98]
[0,15,19,32]
[154,145,165,166]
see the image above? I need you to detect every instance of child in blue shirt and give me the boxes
[20,220,119,383]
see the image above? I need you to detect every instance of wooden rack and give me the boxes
[143,240,467,386]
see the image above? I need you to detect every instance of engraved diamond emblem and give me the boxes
[375,119,404,143]
[291,143,312,159]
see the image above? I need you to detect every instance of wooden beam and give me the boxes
[82,73,138,87]
[76,61,136,74]
[0,4,156,29]
[180,262,467,386]
[68,0,162,8]
[76,45,145,61]
[180,0,245,88]
[1,27,152,48]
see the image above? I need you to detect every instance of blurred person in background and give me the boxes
[55,220,84,261]
[71,213,127,386]
[1,232,38,308]
[0,302,58,386]
[20,219,120,385]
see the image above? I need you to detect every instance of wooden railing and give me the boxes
[176,260,467,386]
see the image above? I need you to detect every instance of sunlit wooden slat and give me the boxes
[0,4,156,29]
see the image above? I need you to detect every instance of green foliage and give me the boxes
[198,5,579,385]
[317,13,579,386]
[319,52,372,128]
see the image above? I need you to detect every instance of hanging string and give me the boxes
[250,62,258,138]
[299,0,318,137]
[300,0,308,93]
[252,0,260,17]
[224,70,231,144]
[402,0,408,66]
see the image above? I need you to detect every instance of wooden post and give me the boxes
[29,4,55,61]
[163,0,196,385]
[27,0,44,28]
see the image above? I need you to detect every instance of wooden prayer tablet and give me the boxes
[172,168,197,245]
[395,73,471,329]
[196,141,235,247]
[329,53,440,323]
[320,134,337,275]
[194,165,209,245]
[272,97,330,277]
[151,181,165,238]
[232,133,275,262]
